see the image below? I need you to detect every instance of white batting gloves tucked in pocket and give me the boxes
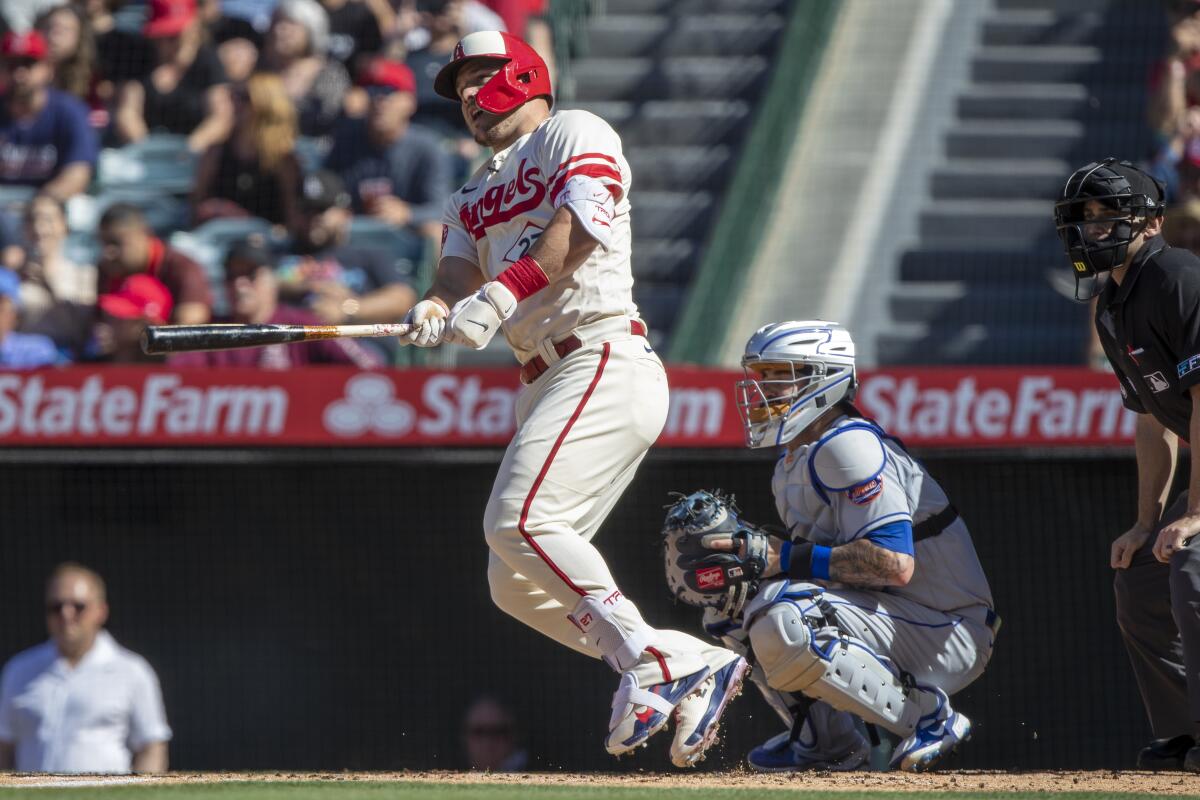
[447,281,517,350]
[398,299,449,347]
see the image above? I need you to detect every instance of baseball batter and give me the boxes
[399,31,747,766]
[661,321,999,771]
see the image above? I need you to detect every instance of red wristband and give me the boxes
[495,255,549,302]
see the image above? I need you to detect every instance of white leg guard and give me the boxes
[746,595,938,738]
[568,591,656,673]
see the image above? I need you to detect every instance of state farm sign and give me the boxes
[0,366,1139,448]
[857,370,1138,446]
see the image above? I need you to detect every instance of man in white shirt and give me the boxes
[0,563,171,774]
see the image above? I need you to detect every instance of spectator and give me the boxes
[92,272,173,362]
[481,0,551,77]
[280,170,417,360]
[321,0,383,72]
[97,203,213,324]
[325,58,453,237]
[83,0,152,91]
[113,0,234,154]
[0,30,98,200]
[191,72,302,227]
[462,695,526,772]
[0,267,59,367]
[17,193,96,356]
[210,16,262,86]
[0,563,171,773]
[259,0,350,137]
[405,0,472,139]
[172,239,382,367]
[34,6,98,107]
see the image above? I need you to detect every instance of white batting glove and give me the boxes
[446,281,516,350]
[399,299,449,347]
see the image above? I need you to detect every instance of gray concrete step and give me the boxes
[957,82,1087,119]
[919,198,1054,244]
[633,191,715,239]
[571,57,768,102]
[898,248,1065,283]
[876,322,1088,365]
[931,158,1071,199]
[604,0,786,14]
[585,14,784,58]
[889,282,1071,326]
[563,101,748,147]
[945,119,1085,159]
[627,145,732,192]
[631,237,698,282]
[972,46,1106,84]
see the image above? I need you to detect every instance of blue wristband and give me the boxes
[812,545,832,581]
[779,540,793,573]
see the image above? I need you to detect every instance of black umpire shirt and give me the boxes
[1096,233,1200,441]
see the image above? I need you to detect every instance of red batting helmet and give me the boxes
[433,31,552,115]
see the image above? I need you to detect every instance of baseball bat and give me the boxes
[141,323,416,355]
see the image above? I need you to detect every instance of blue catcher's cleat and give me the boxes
[747,729,870,772]
[605,668,711,756]
[890,687,972,772]
[669,653,750,767]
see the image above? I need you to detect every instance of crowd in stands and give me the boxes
[0,0,552,367]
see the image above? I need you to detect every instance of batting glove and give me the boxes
[399,299,449,347]
[446,281,516,350]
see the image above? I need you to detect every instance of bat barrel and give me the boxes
[141,325,308,354]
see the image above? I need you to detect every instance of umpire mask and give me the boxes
[1054,158,1165,300]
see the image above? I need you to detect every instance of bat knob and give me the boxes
[141,326,163,355]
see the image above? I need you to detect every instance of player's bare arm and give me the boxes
[525,205,600,280]
[1153,384,1200,562]
[1113,412,1178,568]
[426,255,488,310]
[753,537,913,588]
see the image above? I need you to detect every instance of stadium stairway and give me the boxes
[559,0,791,350]
[876,0,1165,365]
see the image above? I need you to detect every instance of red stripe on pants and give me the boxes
[517,342,612,597]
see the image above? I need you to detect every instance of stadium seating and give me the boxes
[561,0,788,349]
[879,0,1166,364]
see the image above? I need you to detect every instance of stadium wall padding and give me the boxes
[0,448,1154,771]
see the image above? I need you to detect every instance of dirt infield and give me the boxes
[1,770,1198,794]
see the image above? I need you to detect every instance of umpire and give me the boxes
[1056,158,1200,771]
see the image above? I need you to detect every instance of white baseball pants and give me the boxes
[484,328,720,689]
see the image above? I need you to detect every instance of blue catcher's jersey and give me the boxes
[772,415,993,613]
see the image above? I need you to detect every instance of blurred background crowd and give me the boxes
[0,0,557,368]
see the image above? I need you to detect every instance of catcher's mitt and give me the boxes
[662,489,774,617]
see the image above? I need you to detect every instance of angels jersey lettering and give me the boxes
[440,110,640,363]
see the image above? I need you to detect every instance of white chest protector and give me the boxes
[771,416,993,612]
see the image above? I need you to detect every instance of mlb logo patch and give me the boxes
[847,477,884,505]
[696,566,725,590]
[1145,372,1170,393]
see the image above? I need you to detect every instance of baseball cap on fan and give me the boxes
[300,170,351,213]
[144,0,197,38]
[99,274,174,325]
[358,58,417,98]
[1,31,49,61]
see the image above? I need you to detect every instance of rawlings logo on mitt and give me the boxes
[661,489,775,618]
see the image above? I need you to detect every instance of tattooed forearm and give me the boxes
[829,539,913,588]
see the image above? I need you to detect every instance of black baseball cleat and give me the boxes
[1136,734,1196,770]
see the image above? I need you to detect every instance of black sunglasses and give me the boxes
[3,57,39,70]
[46,601,88,615]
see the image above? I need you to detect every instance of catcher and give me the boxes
[661,321,999,772]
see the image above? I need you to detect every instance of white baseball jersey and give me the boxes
[773,415,993,613]
[440,110,640,363]
[0,631,171,773]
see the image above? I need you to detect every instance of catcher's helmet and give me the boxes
[1054,158,1164,296]
[736,321,856,449]
[433,31,552,115]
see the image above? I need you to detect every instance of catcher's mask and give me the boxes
[736,321,857,449]
[1054,158,1165,300]
[661,490,770,618]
